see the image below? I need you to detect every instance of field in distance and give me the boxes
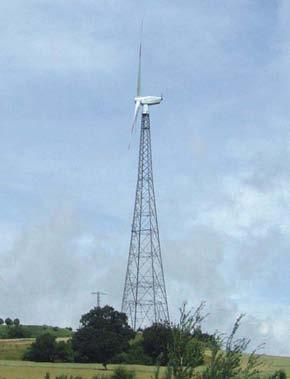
[0,324,72,340]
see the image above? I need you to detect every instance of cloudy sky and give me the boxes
[1,0,290,355]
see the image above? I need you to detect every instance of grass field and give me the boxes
[0,357,289,379]
[0,337,70,361]
[0,339,289,379]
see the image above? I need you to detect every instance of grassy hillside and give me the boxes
[0,325,73,339]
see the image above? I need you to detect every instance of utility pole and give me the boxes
[91,291,107,308]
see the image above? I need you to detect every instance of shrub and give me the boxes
[24,333,56,362]
[111,367,135,379]
[112,335,152,365]
[24,333,74,362]
[142,322,172,365]
[7,325,31,339]
[269,370,287,379]
[54,340,74,362]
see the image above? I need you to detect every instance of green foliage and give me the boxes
[269,370,287,379]
[7,325,31,339]
[167,302,207,379]
[72,305,134,366]
[24,333,56,362]
[162,304,263,379]
[113,336,152,365]
[5,317,13,326]
[54,340,74,362]
[142,322,172,365]
[203,315,263,379]
[111,366,135,379]
[13,318,20,326]
[0,318,4,325]
[24,333,74,362]
[0,324,72,339]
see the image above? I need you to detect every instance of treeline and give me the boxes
[0,318,73,339]
[23,305,212,366]
[23,304,288,379]
[0,317,31,338]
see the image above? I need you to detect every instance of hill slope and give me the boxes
[0,325,72,339]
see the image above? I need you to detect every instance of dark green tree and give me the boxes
[7,325,30,339]
[72,305,134,368]
[0,318,4,325]
[24,333,56,362]
[142,322,172,365]
[5,318,13,326]
[54,340,74,362]
[24,333,73,362]
[270,370,287,379]
[13,318,20,326]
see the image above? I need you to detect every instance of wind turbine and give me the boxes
[122,35,169,330]
[130,40,162,136]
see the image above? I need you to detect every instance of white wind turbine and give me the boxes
[130,37,163,138]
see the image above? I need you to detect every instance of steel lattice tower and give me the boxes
[122,109,170,330]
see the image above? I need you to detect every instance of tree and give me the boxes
[270,370,287,379]
[113,334,153,365]
[7,325,30,339]
[161,303,263,379]
[5,318,13,326]
[167,302,207,379]
[0,319,4,325]
[24,333,56,362]
[203,315,264,379]
[72,305,134,367]
[24,333,73,362]
[13,318,20,326]
[54,340,74,362]
[142,322,172,365]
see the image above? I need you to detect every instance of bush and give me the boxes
[24,333,56,362]
[54,340,74,362]
[111,367,135,379]
[142,322,172,365]
[112,338,152,365]
[269,370,287,379]
[7,325,31,339]
[24,333,74,362]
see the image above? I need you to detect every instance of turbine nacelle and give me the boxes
[134,96,162,106]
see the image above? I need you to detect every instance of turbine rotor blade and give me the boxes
[131,101,141,135]
[137,43,141,97]
[136,21,143,96]
[128,101,141,149]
